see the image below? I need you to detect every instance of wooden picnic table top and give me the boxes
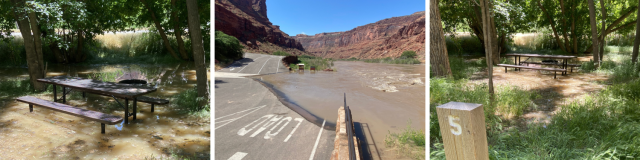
[37,76,157,99]
[505,53,577,59]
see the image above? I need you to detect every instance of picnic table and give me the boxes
[504,53,577,75]
[37,76,157,124]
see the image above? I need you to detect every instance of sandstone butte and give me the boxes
[215,0,306,55]
[293,11,426,60]
[215,0,425,60]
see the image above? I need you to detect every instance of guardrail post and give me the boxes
[436,102,489,160]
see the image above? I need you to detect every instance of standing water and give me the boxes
[0,63,209,159]
[254,61,425,157]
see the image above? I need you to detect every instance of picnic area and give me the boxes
[431,0,640,159]
[0,0,210,159]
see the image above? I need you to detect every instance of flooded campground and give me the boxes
[0,63,210,159]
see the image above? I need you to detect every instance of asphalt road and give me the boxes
[215,53,335,160]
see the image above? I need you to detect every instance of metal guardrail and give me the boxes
[344,93,356,160]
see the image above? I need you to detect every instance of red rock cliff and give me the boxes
[215,0,305,53]
[293,11,425,59]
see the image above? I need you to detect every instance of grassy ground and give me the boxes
[385,121,426,160]
[432,33,640,159]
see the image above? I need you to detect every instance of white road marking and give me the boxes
[237,56,264,73]
[276,58,280,73]
[284,118,304,142]
[257,57,272,74]
[215,105,265,121]
[238,114,274,136]
[228,152,248,160]
[309,119,326,160]
[264,117,292,139]
[250,115,283,137]
[215,105,266,130]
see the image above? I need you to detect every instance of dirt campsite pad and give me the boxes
[0,64,210,159]
[468,55,609,124]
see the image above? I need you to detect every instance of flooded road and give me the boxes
[0,63,210,159]
[255,61,425,158]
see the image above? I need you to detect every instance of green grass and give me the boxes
[0,78,34,99]
[430,77,640,159]
[385,121,425,160]
[0,37,26,66]
[171,87,209,118]
[429,78,541,150]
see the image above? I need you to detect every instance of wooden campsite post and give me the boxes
[436,102,489,160]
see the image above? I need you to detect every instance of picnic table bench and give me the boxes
[16,96,123,134]
[37,76,159,124]
[496,64,566,79]
[500,53,577,79]
[519,61,581,72]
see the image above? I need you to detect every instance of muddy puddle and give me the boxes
[0,63,210,159]
[254,61,425,157]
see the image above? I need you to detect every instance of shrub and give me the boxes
[215,31,244,63]
[282,56,299,66]
[400,50,417,59]
[172,87,209,114]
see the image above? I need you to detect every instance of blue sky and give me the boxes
[266,0,426,36]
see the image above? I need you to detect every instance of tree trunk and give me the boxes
[186,0,208,100]
[141,0,181,60]
[538,1,567,52]
[27,11,43,72]
[468,3,500,64]
[588,0,600,63]
[599,0,606,61]
[12,0,46,91]
[430,0,452,78]
[489,11,500,65]
[479,0,495,96]
[172,0,189,60]
[559,0,572,53]
[633,0,640,64]
[74,30,86,63]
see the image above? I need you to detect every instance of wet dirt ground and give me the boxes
[256,61,425,160]
[0,63,210,159]
[468,55,609,125]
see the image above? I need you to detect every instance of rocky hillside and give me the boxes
[215,0,306,55]
[293,11,425,59]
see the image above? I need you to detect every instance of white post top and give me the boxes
[298,63,304,65]
[437,102,482,111]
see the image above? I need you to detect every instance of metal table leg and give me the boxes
[133,98,137,120]
[125,98,129,124]
[62,87,66,103]
[53,85,57,102]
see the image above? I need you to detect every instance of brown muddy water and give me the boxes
[0,63,210,159]
[254,61,425,156]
